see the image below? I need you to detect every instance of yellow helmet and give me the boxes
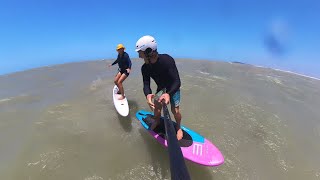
[116,44,125,50]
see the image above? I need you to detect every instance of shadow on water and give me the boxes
[116,100,139,132]
[127,100,139,116]
[117,113,132,132]
[138,127,215,180]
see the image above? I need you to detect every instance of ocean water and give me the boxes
[0,59,320,180]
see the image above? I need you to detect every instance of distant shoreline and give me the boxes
[1,59,319,81]
[230,61,320,81]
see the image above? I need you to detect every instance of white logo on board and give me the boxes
[193,143,203,156]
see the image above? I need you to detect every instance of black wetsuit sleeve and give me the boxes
[166,59,181,95]
[142,66,152,96]
[111,59,118,66]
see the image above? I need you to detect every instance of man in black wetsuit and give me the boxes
[108,44,132,100]
[135,35,183,140]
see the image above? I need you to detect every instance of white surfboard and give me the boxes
[112,85,129,117]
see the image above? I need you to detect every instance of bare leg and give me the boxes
[114,72,121,87]
[171,106,183,140]
[116,73,128,100]
[150,100,162,130]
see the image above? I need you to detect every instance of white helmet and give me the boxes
[135,35,157,52]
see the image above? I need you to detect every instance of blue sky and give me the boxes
[1,0,320,77]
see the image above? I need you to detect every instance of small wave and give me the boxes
[253,65,320,81]
[111,163,168,180]
[266,75,283,84]
[0,94,32,104]
[212,75,227,81]
[85,175,104,180]
[90,77,103,91]
[0,98,11,103]
[198,70,210,75]
[274,68,320,81]
[27,148,67,171]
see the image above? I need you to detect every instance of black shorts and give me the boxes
[119,69,129,77]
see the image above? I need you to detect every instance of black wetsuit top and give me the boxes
[111,52,132,71]
[141,54,181,96]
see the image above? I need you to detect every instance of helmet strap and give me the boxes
[143,48,152,64]
[144,48,153,58]
[143,48,158,64]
